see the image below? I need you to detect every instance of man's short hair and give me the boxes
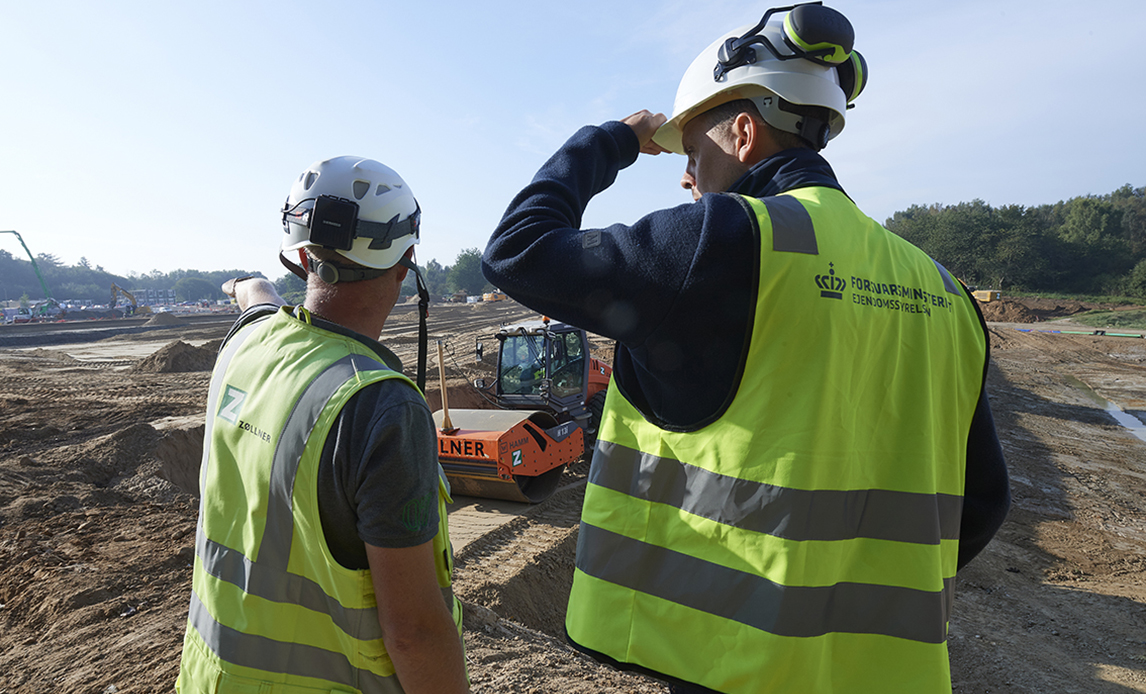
[696,98,816,151]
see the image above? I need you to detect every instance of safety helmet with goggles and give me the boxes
[652,2,867,154]
[280,156,421,281]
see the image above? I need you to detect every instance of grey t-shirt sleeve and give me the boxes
[317,380,441,570]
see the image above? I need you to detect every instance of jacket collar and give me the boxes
[728,148,845,199]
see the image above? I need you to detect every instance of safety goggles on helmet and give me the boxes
[281,195,421,252]
[715,2,854,80]
[652,2,866,154]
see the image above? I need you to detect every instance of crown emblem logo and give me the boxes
[815,263,845,299]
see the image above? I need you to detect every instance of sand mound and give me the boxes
[979,299,1039,323]
[66,423,162,489]
[132,340,218,373]
[144,312,184,326]
[153,418,206,496]
[17,348,78,363]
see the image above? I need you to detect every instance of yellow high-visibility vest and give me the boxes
[567,188,986,693]
[177,307,462,693]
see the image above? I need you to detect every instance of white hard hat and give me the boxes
[653,3,865,154]
[281,156,420,271]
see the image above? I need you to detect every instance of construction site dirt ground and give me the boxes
[1,296,1144,693]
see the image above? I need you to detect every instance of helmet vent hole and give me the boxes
[353,180,369,200]
[304,172,318,190]
[375,184,391,196]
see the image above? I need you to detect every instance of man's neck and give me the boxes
[303,290,393,340]
[727,148,839,198]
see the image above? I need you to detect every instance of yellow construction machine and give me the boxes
[111,283,151,315]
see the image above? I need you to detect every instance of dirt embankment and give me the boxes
[131,340,222,374]
[977,296,1137,324]
[1,297,1144,693]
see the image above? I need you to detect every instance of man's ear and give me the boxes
[734,112,757,164]
[298,250,310,273]
[734,112,779,166]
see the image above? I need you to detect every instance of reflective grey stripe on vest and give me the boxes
[933,260,962,297]
[576,523,953,644]
[197,532,382,641]
[261,353,384,569]
[765,195,818,255]
[591,441,962,543]
[188,591,402,694]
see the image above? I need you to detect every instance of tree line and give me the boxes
[0,251,254,305]
[271,248,492,304]
[0,245,494,307]
[886,184,1146,297]
[6,183,1144,307]
[404,248,492,299]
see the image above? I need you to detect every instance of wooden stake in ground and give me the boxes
[437,340,458,434]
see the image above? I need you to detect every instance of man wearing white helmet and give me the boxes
[176,157,469,693]
[483,4,1009,693]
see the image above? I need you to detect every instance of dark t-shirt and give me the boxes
[225,305,440,570]
[317,382,440,568]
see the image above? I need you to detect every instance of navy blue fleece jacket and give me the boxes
[482,120,1009,567]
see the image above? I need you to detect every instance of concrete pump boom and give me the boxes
[1,230,53,300]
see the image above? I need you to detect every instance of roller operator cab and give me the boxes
[482,318,611,439]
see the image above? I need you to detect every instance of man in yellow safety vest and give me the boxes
[482,4,1010,692]
[176,156,468,693]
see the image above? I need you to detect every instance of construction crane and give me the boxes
[1,230,53,300]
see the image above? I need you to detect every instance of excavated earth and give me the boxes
[1,297,1144,693]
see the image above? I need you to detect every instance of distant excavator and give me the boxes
[111,283,151,315]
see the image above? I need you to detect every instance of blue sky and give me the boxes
[1,0,1143,283]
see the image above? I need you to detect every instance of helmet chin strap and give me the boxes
[797,114,831,150]
[314,261,389,284]
[280,250,308,281]
[399,254,431,393]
